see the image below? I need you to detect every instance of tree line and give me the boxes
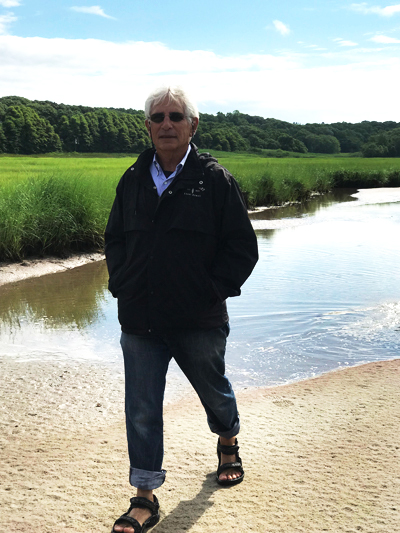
[1,96,400,156]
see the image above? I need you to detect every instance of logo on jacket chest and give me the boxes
[184,182,206,198]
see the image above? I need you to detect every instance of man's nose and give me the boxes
[161,116,173,128]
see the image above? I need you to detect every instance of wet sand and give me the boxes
[0,252,105,286]
[1,356,399,533]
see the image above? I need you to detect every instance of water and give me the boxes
[1,188,399,390]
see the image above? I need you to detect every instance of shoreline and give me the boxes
[0,252,105,286]
[1,356,399,532]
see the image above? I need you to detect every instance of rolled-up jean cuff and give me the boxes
[213,417,240,440]
[129,467,167,490]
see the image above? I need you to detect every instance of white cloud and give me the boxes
[0,35,399,123]
[350,3,400,16]
[370,34,400,42]
[70,6,116,19]
[334,38,359,46]
[0,13,16,35]
[273,20,291,36]
[0,0,20,6]
[383,4,400,14]
[302,44,328,50]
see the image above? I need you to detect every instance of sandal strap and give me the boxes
[217,438,239,456]
[113,515,141,532]
[128,495,159,514]
[217,461,243,476]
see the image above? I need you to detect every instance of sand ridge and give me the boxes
[0,253,105,286]
[1,357,399,532]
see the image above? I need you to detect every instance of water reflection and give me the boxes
[249,188,358,222]
[0,261,120,364]
[0,261,108,331]
[1,188,399,387]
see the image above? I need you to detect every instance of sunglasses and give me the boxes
[149,112,186,123]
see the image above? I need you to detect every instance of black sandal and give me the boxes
[216,438,244,486]
[111,495,160,533]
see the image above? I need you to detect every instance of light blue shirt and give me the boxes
[150,145,192,197]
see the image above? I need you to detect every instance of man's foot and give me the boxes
[217,436,244,485]
[112,490,159,533]
[113,507,151,533]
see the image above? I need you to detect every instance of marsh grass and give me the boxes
[0,173,109,260]
[218,155,400,206]
[0,157,128,261]
[1,154,400,261]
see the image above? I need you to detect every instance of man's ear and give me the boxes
[145,119,152,138]
[191,117,199,137]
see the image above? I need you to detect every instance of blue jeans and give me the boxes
[120,324,240,490]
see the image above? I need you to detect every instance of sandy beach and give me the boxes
[1,355,399,533]
[1,257,399,532]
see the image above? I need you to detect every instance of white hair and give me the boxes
[144,86,199,124]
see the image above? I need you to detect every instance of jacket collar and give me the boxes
[134,142,204,182]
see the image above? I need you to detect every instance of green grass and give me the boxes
[0,157,130,261]
[217,155,400,206]
[1,154,400,262]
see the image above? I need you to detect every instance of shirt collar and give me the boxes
[152,144,192,177]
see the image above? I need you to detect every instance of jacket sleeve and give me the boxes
[210,172,258,302]
[104,176,126,297]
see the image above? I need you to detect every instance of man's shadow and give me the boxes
[155,472,222,532]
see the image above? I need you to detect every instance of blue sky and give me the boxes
[1,0,400,123]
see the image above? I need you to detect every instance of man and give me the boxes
[105,86,258,533]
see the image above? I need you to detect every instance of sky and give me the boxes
[0,0,400,124]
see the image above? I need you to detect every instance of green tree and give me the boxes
[277,133,307,153]
[85,112,101,151]
[362,142,388,157]
[199,132,213,148]
[387,128,400,156]
[43,121,62,152]
[2,105,61,154]
[117,122,132,152]
[333,129,363,153]
[0,124,6,152]
[302,133,340,154]
[3,106,24,153]
[58,115,74,151]
[98,110,119,152]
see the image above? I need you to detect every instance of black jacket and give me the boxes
[105,144,258,334]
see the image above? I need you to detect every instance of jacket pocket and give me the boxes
[167,203,216,236]
[123,212,153,232]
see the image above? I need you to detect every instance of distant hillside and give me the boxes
[1,96,400,156]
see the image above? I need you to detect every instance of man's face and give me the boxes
[145,98,198,156]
